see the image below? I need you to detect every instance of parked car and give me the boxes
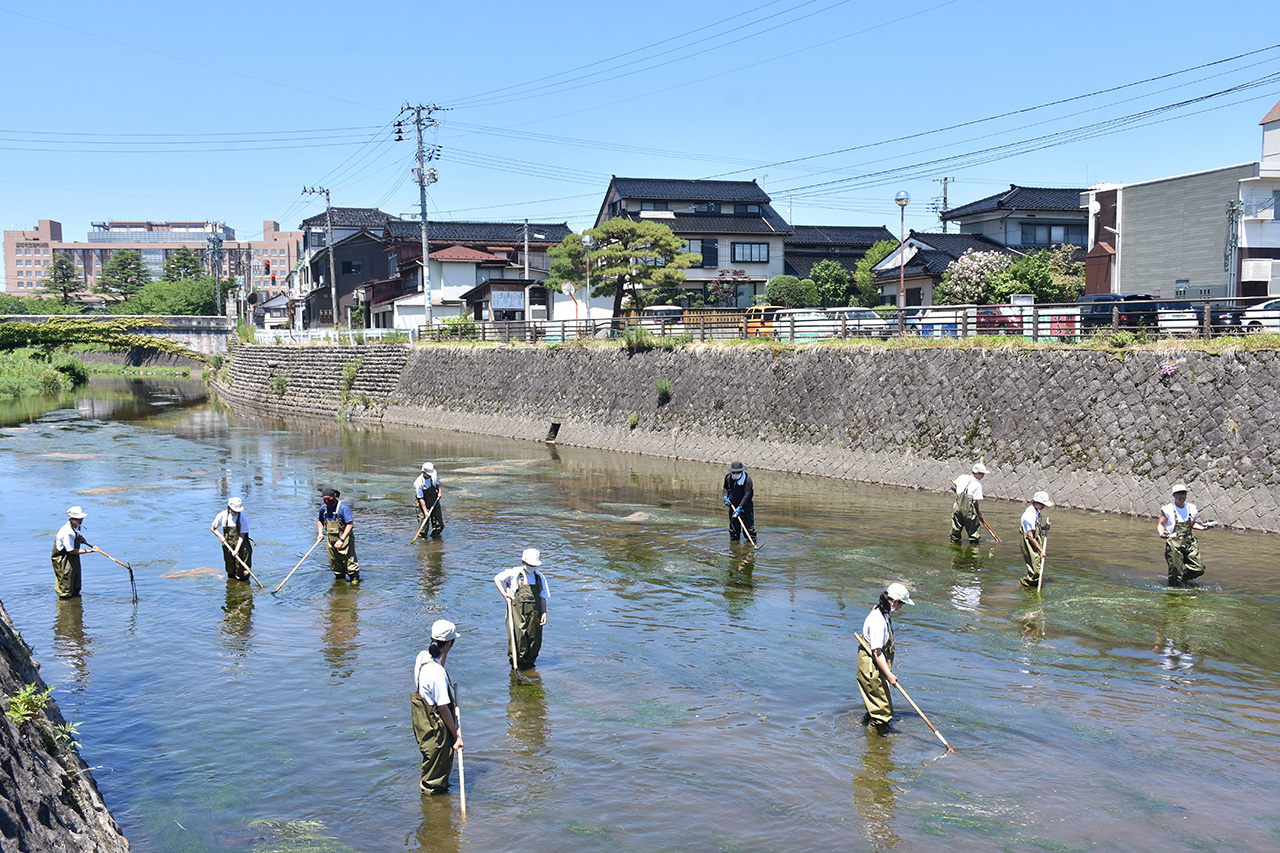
[744,304,785,338]
[772,309,833,341]
[639,304,685,335]
[976,305,1023,335]
[1242,297,1280,333]
[826,307,895,338]
[905,306,968,338]
[1076,293,1155,329]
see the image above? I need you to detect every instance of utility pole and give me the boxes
[398,103,442,337]
[930,177,954,233]
[302,186,339,328]
[206,224,224,316]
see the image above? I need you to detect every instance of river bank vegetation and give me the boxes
[0,348,89,399]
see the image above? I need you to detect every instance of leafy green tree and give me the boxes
[851,240,898,307]
[934,250,1013,305]
[0,294,81,315]
[546,219,699,317]
[112,275,223,315]
[764,274,818,308]
[810,259,853,308]
[163,246,204,281]
[96,250,151,299]
[38,254,82,305]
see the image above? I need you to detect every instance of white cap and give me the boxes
[66,506,87,520]
[521,548,542,567]
[972,462,989,475]
[430,619,457,642]
[1171,483,1188,495]
[886,582,914,605]
[422,462,435,474]
[227,497,244,512]
[1032,491,1053,507]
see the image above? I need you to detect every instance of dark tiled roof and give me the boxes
[610,177,771,203]
[942,185,1086,220]
[301,207,400,229]
[873,232,1016,280]
[785,256,857,279]
[787,225,895,246]
[385,220,572,243]
[652,205,792,236]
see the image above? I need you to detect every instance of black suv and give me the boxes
[1076,293,1155,328]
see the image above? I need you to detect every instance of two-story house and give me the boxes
[595,177,792,307]
[784,225,895,280]
[941,185,1087,250]
[299,207,400,327]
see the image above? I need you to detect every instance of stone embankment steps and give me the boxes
[215,343,1280,533]
[0,601,131,852]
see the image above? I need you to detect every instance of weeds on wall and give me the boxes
[5,683,52,725]
[654,376,672,405]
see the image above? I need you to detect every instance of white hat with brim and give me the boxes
[431,619,457,642]
[66,506,87,520]
[1171,483,1189,495]
[886,582,914,606]
[521,548,542,567]
[422,462,435,474]
[227,497,244,512]
[972,462,990,475]
[1032,491,1053,507]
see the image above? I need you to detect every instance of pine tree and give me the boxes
[97,250,152,298]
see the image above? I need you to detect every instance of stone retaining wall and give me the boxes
[0,600,130,851]
[217,342,1280,532]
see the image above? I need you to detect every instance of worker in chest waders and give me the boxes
[211,496,252,581]
[1018,491,1053,588]
[857,582,914,731]
[722,460,756,543]
[317,487,360,583]
[414,461,444,538]
[1159,483,1212,587]
[950,462,988,544]
[51,506,93,599]
[494,548,550,669]
[412,620,462,795]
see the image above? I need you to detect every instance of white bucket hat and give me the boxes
[422,462,435,474]
[431,619,457,642]
[1032,491,1053,507]
[1170,483,1188,495]
[972,462,990,475]
[886,582,915,605]
[227,497,244,512]
[521,548,542,567]
[66,506,87,520]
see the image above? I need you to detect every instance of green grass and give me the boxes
[0,349,89,399]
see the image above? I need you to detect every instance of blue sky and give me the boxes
[2,0,1279,286]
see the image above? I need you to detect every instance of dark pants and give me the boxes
[729,505,756,541]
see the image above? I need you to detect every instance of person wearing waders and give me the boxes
[722,460,755,543]
[950,462,989,544]
[493,548,550,669]
[1018,491,1053,588]
[211,497,252,581]
[1159,484,1211,586]
[52,506,93,598]
[413,461,444,538]
[317,487,360,583]
[412,619,463,794]
[857,582,914,731]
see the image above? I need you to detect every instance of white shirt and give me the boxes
[211,510,248,533]
[414,473,440,500]
[494,566,550,600]
[955,473,983,502]
[55,521,83,553]
[414,651,452,707]
[1020,505,1040,535]
[1160,502,1197,536]
[862,607,891,650]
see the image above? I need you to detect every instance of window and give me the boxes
[608,199,622,217]
[686,238,717,267]
[735,203,760,215]
[732,242,768,263]
[1021,223,1087,247]
[341,260,362,275]
[694,202,720,214]
[641,201,668,211]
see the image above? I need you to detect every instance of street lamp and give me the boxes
[895,190,910,311]
[582,234,594,325]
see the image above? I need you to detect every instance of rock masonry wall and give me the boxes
[219,342,1280,532]
[0,600,131,852]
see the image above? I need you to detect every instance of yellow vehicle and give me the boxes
[744,305,785,338]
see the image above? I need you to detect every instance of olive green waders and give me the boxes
[1166,519,1205,586]
[221,521,253,581]
[325,518,359,581]
[415,495,444,538]
[507,573,544,669]
[950,491,980,544]
[856,631,895,725]
[1020,523,1048,587]
[411,689,456,794]
[51,534,85,598]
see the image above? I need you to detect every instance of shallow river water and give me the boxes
[2,378,1279,852]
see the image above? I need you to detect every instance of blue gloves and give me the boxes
[723,496,731,506]
[733,508,741,517]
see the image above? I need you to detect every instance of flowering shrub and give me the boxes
[1160,361,1179,377]
[934,250,1013,305]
